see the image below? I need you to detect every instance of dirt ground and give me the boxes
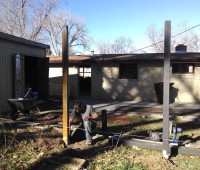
[0,100,200,170]
[0,100,111,169]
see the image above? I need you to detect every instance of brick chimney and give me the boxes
[175,44,187,53]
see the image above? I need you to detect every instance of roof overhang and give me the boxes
[49,53,200,65]
[0,32,50,49]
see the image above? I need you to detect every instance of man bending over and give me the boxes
[69,101,99,146]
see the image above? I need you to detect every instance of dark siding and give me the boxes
[0,37,49,112]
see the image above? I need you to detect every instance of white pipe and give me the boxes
[162,150,170,159]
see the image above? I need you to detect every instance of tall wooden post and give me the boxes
[163,21,171,159]
[62,26,69,145]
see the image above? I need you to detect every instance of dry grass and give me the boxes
[0,112,199,170]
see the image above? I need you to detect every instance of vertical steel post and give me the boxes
[101,110,107,131]
[163,21,171,159]
[62,26,69,145]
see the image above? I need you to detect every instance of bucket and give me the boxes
[31,92,39,100]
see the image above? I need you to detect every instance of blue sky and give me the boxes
[67,0,200,53]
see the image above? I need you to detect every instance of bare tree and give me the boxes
[146,25,164,53]
[96,36,135,54]
[146,22,200,52]
[44,9,91,55]
[0,0,59,41]
[173,22,200,52]
[96,40,112,54]
[0,0,91,55]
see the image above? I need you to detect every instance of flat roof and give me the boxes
[49,55,92,64]
[49,53,200,64]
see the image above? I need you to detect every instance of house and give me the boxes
[49,48,200,104]
[49,55,92,98]
[0,32,50,112]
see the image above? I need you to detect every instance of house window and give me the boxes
[119,63,138,79]
[172,63,195,74]
[79,66,91,78]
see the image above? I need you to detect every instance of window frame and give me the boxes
[79,66,91,78]
[119,63,138,79]
[172,63,195,74]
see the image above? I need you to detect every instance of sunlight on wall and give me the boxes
[49,67,79,78]
[49,68,62,78]
[102,77,112,90]
[103,67,118,78]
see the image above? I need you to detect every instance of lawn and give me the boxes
[0,110,199,170]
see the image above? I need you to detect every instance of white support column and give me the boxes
[163,20,171,159]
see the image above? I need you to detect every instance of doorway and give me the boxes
[24,56,49,99]
[79,66,91,96]
[25,56,38,91]
[14,55,49,99]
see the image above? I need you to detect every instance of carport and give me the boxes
[0,32,49,112]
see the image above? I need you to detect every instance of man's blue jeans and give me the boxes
[83,120,96,141]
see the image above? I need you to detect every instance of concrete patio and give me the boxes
[69,98,200,121]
